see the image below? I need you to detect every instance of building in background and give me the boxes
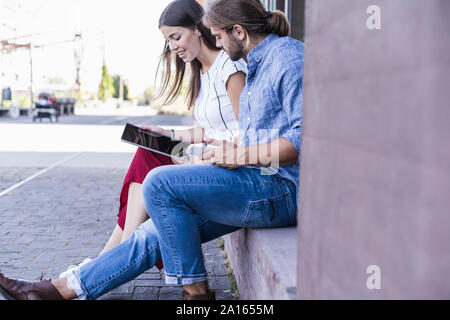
[226,0,450,300]
[262,0,304,41]
[223,0,306,300]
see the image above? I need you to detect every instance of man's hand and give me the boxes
[201,138,247,170]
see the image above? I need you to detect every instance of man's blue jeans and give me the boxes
[142,165,297,285]
[65,165,296,299]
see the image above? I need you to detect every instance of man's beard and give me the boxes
[227,36,245,61]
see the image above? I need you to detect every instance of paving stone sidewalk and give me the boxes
[0,166,237,300]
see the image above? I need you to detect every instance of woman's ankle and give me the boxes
[51,278,77,300]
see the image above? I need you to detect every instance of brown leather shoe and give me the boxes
[0,273,65,300]
[183,289,216,300]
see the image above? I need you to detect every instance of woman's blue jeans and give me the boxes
[65,165,296,299]
[65,214,239,300]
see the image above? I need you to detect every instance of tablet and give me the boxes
[121,123,191,161]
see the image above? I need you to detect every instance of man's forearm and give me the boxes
[238,138,299,167]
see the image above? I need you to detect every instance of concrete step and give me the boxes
[224,226,297,300]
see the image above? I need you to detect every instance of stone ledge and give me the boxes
[0,107,29,117]
[224,226,297,300]
[0,107,9,116]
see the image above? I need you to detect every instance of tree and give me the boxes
[98,64,115,101]
[113,75,129,100]
[144,86,154,105]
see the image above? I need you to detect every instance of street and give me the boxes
[0,109,236,300]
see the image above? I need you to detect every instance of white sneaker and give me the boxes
[59,258,93,279]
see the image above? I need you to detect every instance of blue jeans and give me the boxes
[65,165,296,299]
[65,215,239,300]
[142,165,297,285]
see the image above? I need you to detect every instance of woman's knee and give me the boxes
[130,220,160,252]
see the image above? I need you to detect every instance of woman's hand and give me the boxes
[171,154,208,166]
[171,156,187,165]
[139,125,172,138]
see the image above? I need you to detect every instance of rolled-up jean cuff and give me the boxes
[164,272,208,285]
[63,267,88,300]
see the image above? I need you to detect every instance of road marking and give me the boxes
[0,152,84,198]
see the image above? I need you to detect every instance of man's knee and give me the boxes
[142,165,177,200]
[143,166,167,191]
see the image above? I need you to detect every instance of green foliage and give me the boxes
[218,237,239,298]
[113,75,129,100]
[1,100,13,108]
[144,86,153,104]
[18,96,31,108]
[229,270,239,298]
[98,64,115,101]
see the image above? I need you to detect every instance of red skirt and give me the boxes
[117,147,174,270]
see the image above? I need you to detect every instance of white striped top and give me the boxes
[194,50,248,142]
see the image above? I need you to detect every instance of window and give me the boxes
[284,0,292,22]
[261,0,304,41]
[262,0,277,11]
[262,0,291,21]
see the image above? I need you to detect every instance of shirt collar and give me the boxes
[247,33,278,65]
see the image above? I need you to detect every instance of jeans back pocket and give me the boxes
[243,192,296,228]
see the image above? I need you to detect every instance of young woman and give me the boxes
[61,0,247,275]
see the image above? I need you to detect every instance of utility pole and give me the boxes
[28,43,34,109]
[119,75,124,101]
[1,2,83,107]
[2,35,83,107]
[74,33,83,99]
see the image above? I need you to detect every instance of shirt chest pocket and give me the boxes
[248,84,281,122]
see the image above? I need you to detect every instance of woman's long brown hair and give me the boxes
[154,0,218,110]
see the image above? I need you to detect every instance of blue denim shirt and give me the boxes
[238,33,304,191]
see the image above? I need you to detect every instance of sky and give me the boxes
[0,0,172,96]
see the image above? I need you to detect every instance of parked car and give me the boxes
[32,92,59,123]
